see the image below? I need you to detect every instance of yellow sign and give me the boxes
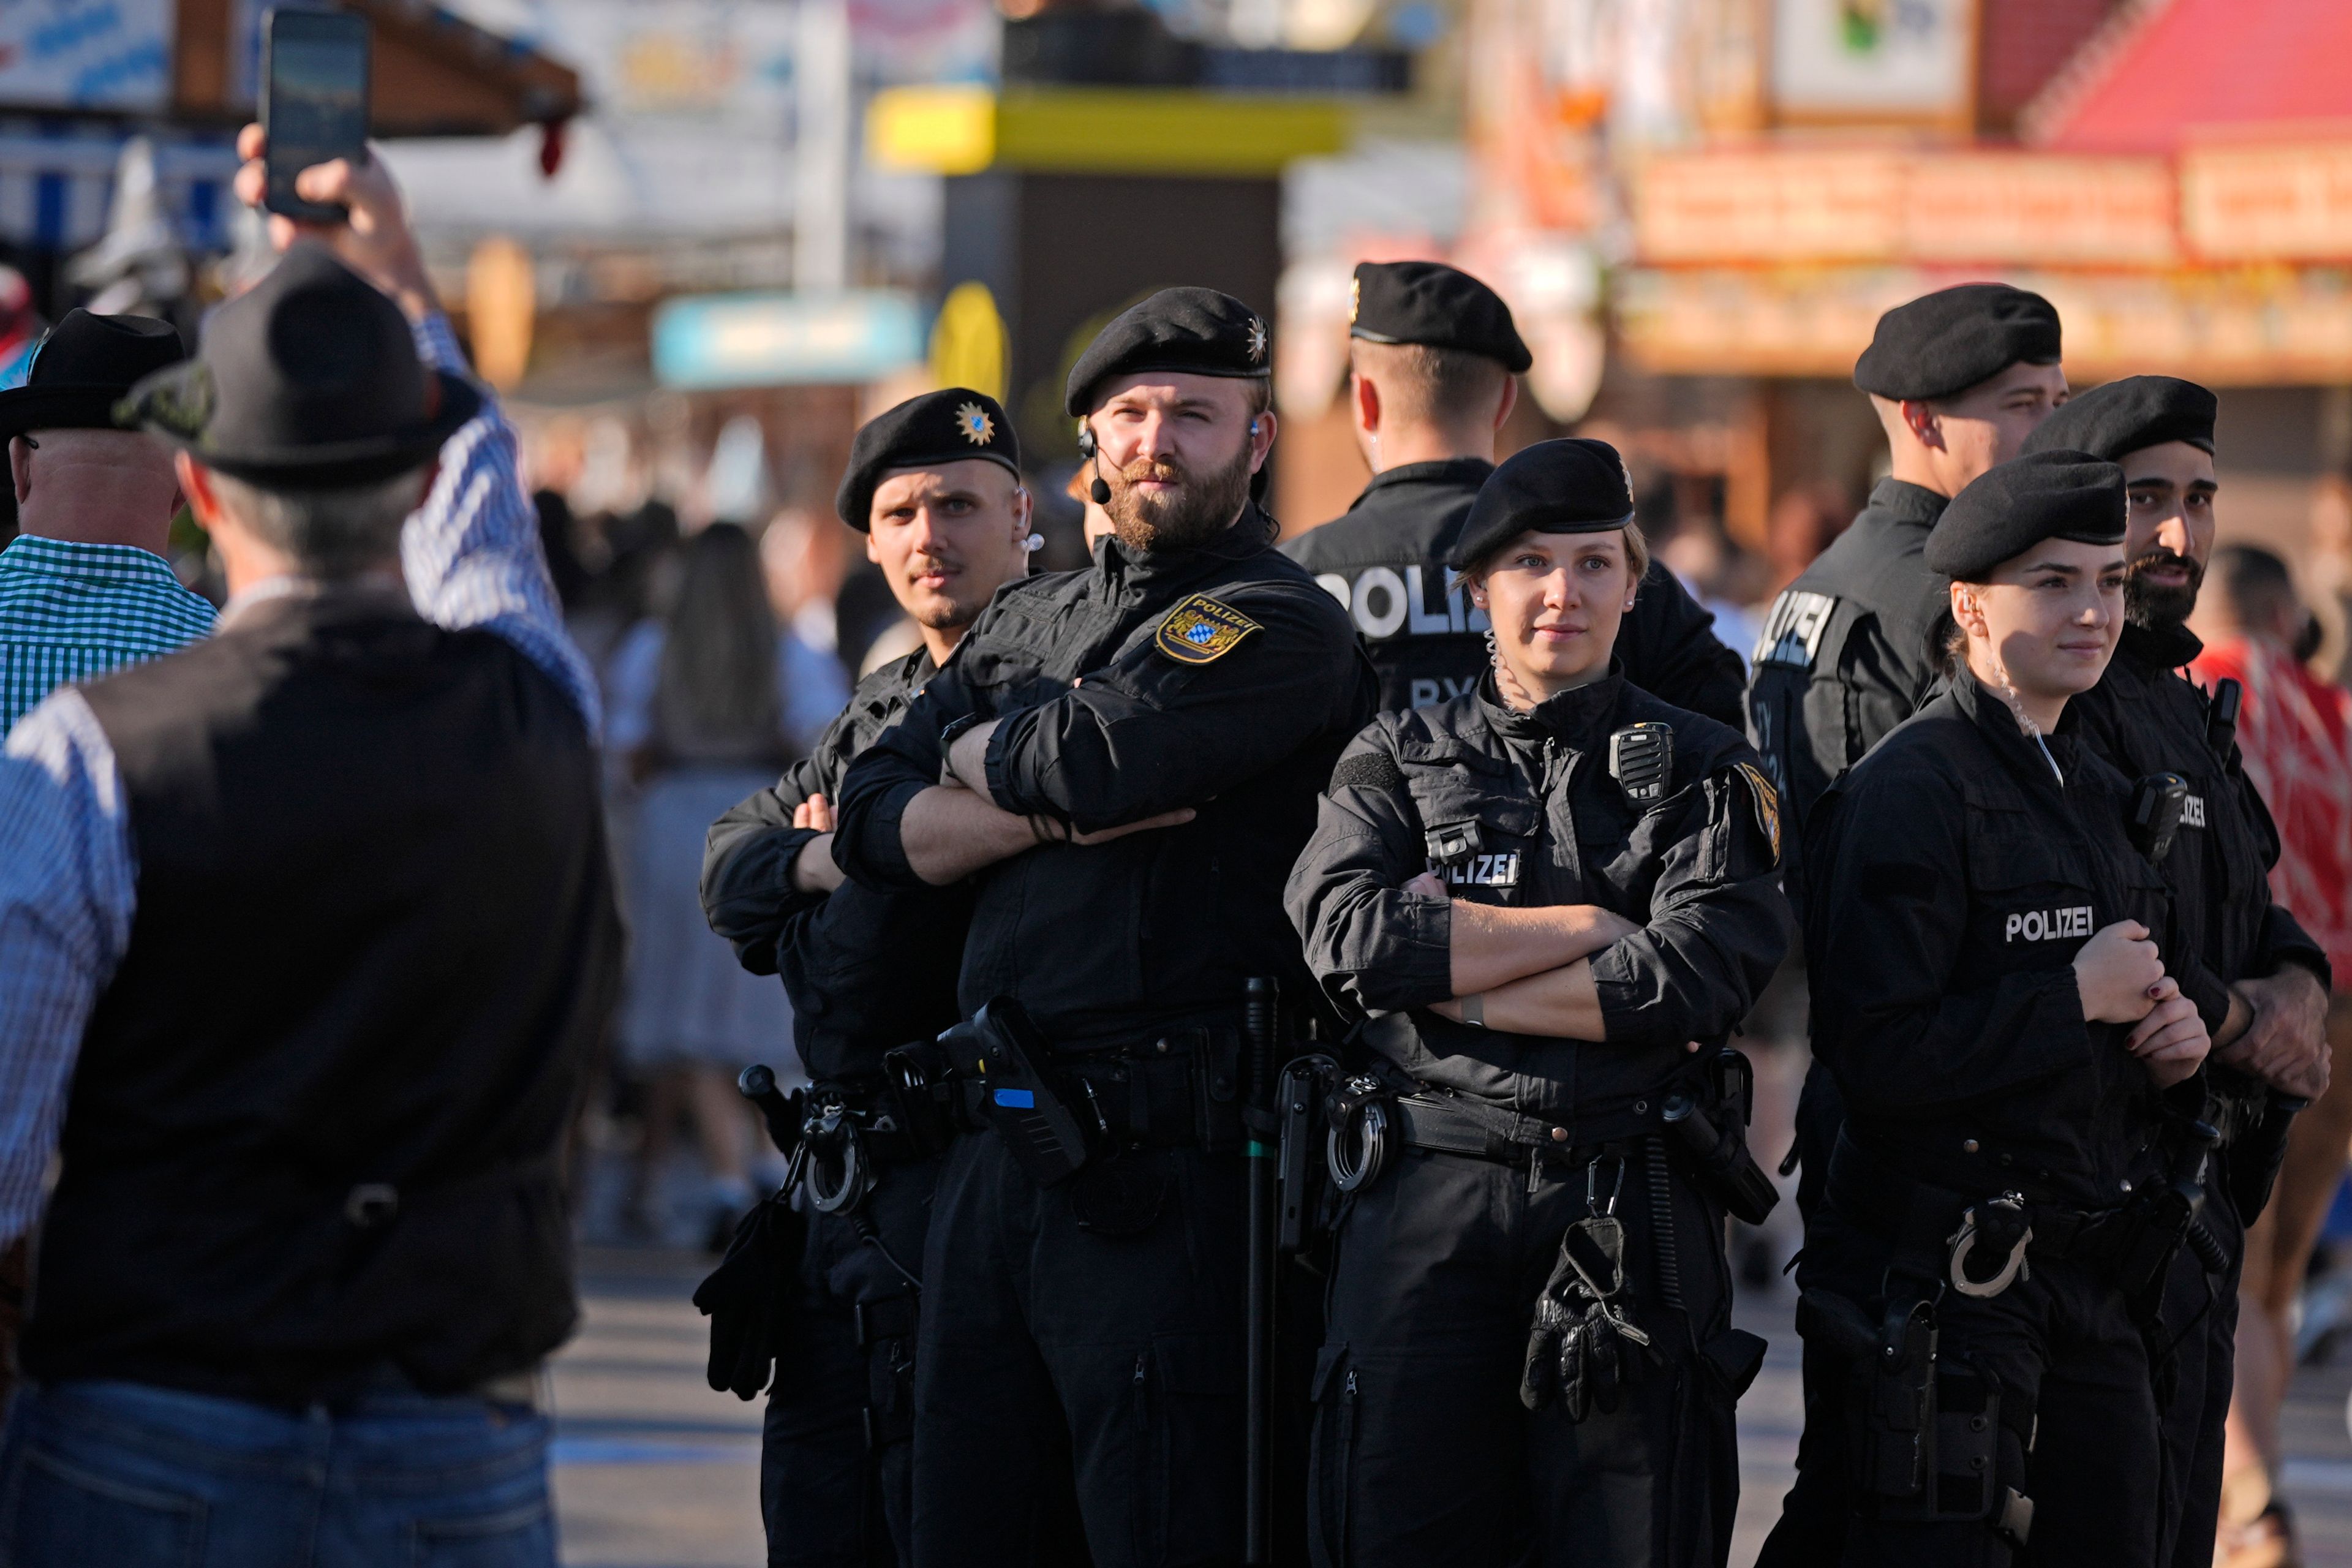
[869,87,1352,178]
[932,282,1008,404]
[1155,594,1262,665]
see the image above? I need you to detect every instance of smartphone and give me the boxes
[262,7,372,223]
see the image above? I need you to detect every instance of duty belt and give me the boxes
[810,1080,931,1167]
[958,1027,1246,1153]
[1391,1092,1640,1168]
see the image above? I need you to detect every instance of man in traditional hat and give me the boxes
[0,130,618,1567]
[0,309,213,733]
[832,287,1375,1567]
[1284,258,1746,722]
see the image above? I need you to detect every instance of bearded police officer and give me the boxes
[701,390,1048,1567]
[2022,379,2330,1568]
[832,288,1374,1567]
[1287,438,1789,1568]
[1283,260,1746,723]
[1777,453,2210,1566]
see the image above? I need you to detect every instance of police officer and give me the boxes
[831,288,1374,1567]
[1285,437,1789,1568]
[701,390,1046,1566]
[1782,453,2213,1566]
[1282,260,1746,723]
[1748,282,2068,903]
[2022,379,2331,1567]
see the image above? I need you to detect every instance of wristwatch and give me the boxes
[938,712,986,778]
[1461,993,1486,1029]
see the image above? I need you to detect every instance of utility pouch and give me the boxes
[1871,1365,2006,1525]
[939,998,1099,1188]
[881,1038,964,1158]
[1277,1054,1341,1255]
[1661,1089,1779,1226]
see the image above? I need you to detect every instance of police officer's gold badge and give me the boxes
[1155,594,1261,665]
[1733,762,1782,861]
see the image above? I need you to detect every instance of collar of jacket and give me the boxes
[1092,501,1278,590]
[2117,617,2203,677]
[1346,456,1494,512]
[1949,668,2084,785]
[1865,476,1951,529]
[1477,657,1628,749]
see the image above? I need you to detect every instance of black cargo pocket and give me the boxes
[6,1447,206,1568]
[1406,775,1541,906]
[1306,1344,1360,1568]
[1129,1332,1243,1567]
[1698,1326,1770,1403]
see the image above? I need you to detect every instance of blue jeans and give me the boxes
[0,1379,554,1568]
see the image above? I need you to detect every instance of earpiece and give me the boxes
[1250,420,1261,437]
[1076,426,1096,461]
[1077,424,1111,505]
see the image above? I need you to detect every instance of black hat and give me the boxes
[1853,284,2062,402]
[0,310,184,439]
[121,242,481,486]
[1446,437,1634,572]
[2022,375,2216,462]
[835,388,1022,530]
[1924,451,2127,582]
[1350,260,1531,374]
[1065,287,1270,416]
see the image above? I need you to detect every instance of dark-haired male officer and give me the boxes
[703,389,1043,1567]
[832,288,1374,1568]
[2024,378,2330,1568]
[1283,260,1746,723]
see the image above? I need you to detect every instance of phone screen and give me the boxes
[265,15,371,221]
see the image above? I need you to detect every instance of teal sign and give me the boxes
[653,290,926,388]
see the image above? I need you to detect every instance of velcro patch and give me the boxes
[1155,594,1262,665]
[1733,763,1782,863]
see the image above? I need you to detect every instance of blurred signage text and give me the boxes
[654,290,925,388]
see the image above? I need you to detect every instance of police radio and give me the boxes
[1608,723,1675,805]
[2206,677,2242,760]
[2128,772,2191,865]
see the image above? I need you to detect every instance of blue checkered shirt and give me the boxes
[0,537,217,736]
[0,311,597,1246]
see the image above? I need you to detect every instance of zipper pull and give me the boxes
[1344,1369,1359,1401]
[1134,1352,1148,1387]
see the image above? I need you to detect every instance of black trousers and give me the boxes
[2152,1191,2244,1568]
[910,1133,1243,1568]
[761,1155,937,1568]
[1778,1207,2162,1567]
[1309,1144,1740,1568]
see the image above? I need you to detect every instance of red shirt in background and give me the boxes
[2190,635,2352,987]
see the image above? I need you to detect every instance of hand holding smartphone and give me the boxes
[262,7,372,223]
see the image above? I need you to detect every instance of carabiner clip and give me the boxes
[1585,1155,1624,1218]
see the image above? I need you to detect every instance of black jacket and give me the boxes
[1746,478,1950,903]
[1281,458,1747,724]
[834,508,1377,1049]
[1805,674,2176,1210]
[1286,667,1789,1137]
[701,647,975,1085]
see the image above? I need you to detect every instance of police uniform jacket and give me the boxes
[1284,666,1790,1139]
[833,507,1376,1050]
[1806,673,2177,1212]
[1747,477,1950,895]
[2070,621,2328,1029]
[1281,458,1749,723]
[701,648,973,1086]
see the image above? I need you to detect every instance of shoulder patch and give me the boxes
[1329,750,1405,794]
[1733,761,1782,863]
[1155,593,1263,666]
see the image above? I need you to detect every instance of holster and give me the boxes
[1276,1054,1341,1255]
[938,998,1101,1188]
[1805,1286,2011,1528]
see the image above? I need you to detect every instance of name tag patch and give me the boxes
[2005,906,2093,943]
[2183,794,2207,828]
[1155,594,1262,665]
[1752,590,1838,669]
[1430,851,1521,888]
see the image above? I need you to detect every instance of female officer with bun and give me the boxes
[1286,437,1790,1568]
[1770,450,2214,1567]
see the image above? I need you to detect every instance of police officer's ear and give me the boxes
[1900,397,1947,453]
[1950,580,1988,641]
[1352,367,1382,435]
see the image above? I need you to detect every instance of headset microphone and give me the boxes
[1077,425,1111,505]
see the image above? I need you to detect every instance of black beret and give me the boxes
[1853,283,2062,402]
[2021,375,2215,461]
[1924,450,2127,582]
[1350,260,1531,374]
[834,388,1020,531]
[1446,437,1634,572]
[1064,287,1270,416]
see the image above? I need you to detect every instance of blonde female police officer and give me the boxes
[1286,437,1790,1568]
[1776,451,2212,1566]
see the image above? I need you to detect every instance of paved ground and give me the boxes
[552,1245,2352,1567]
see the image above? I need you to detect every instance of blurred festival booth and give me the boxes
[1272,0,2352,665]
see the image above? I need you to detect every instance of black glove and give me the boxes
[693,1193,807,1401]
[1520,1215,1653,1418]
